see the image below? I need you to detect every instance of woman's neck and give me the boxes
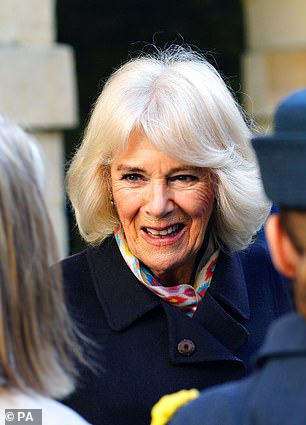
[149,259,196,287]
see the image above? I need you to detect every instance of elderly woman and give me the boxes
[62,46,292,425]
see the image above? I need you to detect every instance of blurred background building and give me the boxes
[1,0,306,257]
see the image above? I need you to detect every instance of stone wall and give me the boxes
[0,0,78,258]
[241,0,306,130]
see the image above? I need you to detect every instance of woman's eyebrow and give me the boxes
[115,165,200,173]
[115,165,145,172]
[169,166,199,174]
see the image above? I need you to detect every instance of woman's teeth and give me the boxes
[146,224,180,238]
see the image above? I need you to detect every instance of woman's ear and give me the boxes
[265,214,299,279]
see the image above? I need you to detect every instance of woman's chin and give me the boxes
[138,250,195,285]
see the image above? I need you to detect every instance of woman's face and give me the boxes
[110,131,215,285]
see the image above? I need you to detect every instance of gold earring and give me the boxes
[109,192,114,206]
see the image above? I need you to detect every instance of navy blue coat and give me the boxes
[61,237,293,425]
[170,312,306,425]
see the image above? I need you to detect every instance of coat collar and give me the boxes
[86,237,160,331]
[86,237,250,332]
[208,248,250,321]
[256,312,306,366]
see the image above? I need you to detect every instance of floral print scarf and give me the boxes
[114,228,219,317]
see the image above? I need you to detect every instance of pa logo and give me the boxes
[5,409,42,424]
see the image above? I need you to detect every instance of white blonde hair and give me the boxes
[68,45,270,251]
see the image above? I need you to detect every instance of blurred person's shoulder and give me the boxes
[0,389,91,424]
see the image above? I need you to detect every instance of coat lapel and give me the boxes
[208,249,250,321]
[86,237,161,331]
[87,238,249,364]
[163,302,245,369]
[191,249,251,353]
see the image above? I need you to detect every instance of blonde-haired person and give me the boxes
[62,45,292,425]
[0,116,90,425]
[159,88,306,425]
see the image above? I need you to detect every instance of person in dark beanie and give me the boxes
[151,87,306,425]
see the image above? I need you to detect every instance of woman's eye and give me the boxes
[121,173,142,182]
[169,175,198,183]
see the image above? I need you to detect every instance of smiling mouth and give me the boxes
[143,223,184,238]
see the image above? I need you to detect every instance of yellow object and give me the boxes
[151,388,200,425]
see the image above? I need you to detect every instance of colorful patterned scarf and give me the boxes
[114,228,219,317]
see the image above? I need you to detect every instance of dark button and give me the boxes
[177,339,196,356]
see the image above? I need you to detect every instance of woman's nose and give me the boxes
[144,181,174,218]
